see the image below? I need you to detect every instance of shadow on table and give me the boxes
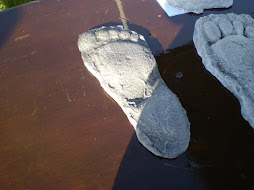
[157,2,254,189]
[112,40,254,189]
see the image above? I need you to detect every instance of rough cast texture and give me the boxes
[166,0,233,14]
[78,26,190,158]
[193,13,254,128]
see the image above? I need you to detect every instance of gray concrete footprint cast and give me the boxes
[166,0,233,14]
[78,26,190,158]
[193,13,254,128]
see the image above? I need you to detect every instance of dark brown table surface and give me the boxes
[0,0,254,189]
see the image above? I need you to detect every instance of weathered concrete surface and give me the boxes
[78,26,190,158]
[166,0,233,14]
[193,13,254,128]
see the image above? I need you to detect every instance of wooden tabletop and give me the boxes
[0,0,254,189]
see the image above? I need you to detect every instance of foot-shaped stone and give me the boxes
[78,26,190,158]
[193,13,254,128]
[166,0,233,14]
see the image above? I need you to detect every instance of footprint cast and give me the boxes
[78,26,190,159]
[193,13,254,128]
[78,26,191,158]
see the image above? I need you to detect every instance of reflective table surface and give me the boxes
[0,0,254,189]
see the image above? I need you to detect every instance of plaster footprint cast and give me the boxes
[166,0,233,14]
[193,13,254,128]
[78,26,190,158]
